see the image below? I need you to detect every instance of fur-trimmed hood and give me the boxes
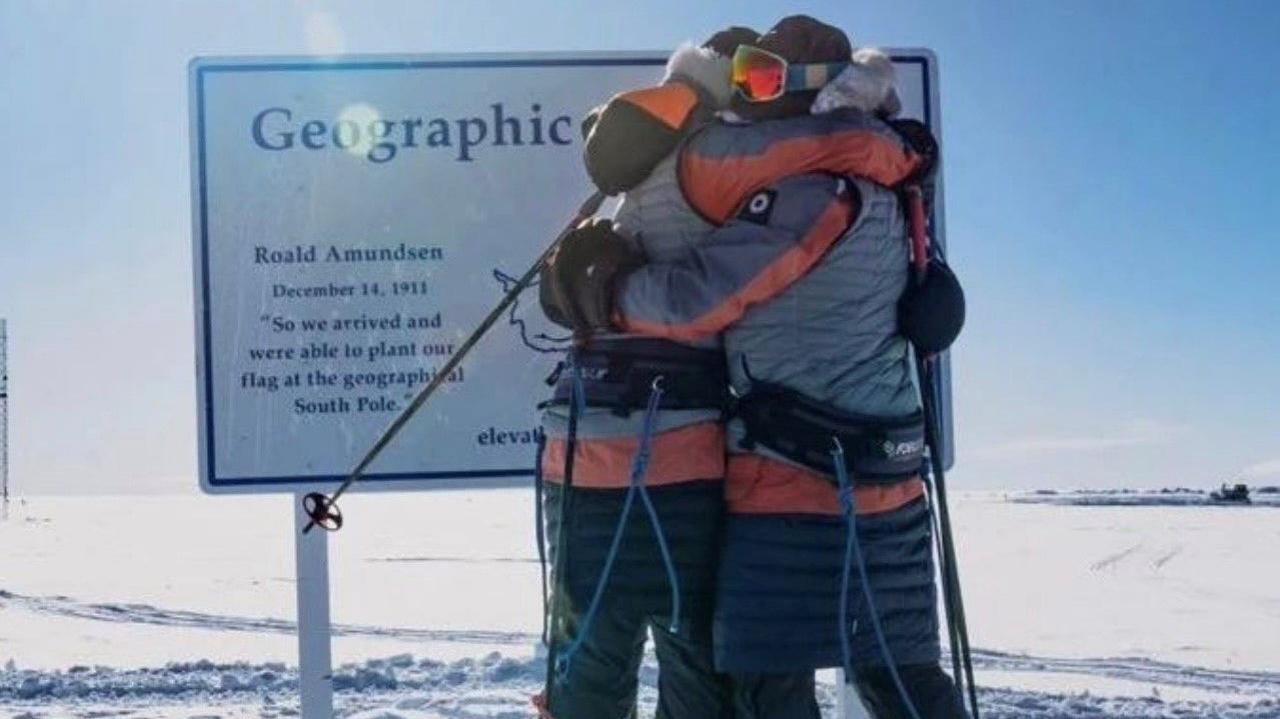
[663,42,735,110]
[811,47,902,116]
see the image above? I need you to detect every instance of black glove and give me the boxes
[888,118,940,183]
[539,219,643,333]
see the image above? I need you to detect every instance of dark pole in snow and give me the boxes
[1,318,8,516]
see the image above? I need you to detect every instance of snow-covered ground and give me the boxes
[1,490,1277,718]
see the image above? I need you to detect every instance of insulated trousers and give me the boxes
[546,601,731,719]
[543,480,730,719]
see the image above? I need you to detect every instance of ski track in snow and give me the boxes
[1090,543,1145,572]
[0,590,535,647]
[971,649,1280,695]
[4,589,1280,716]
[3,590,1280,717]
[1,650,1278,719]
[1151,545,1184,571]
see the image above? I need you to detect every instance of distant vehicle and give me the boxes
[1209,483,1252,504]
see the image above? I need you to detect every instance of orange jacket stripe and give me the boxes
[725,453,925,516]
[542,421,726,488]
[682,129,922,224]
[618,83,700,131]
[615,196,854,343]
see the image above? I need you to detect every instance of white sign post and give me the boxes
[188,50,944,719]
[293,493,333,716]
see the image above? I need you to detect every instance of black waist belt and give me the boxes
[545,338,728,416]
[735,381,924,484]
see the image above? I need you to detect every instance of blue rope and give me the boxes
[554,476,638,682]
[534,431,549,646]
[569,360,587,418]
[634,381,682,634]
[833,444,857,686]
[832,438,923,719]
[555,378,677,683]
[545,358,584,695]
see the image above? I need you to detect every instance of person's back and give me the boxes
[608,15,970,717]
[723,163,916,415]
[534,36,749,719]
[616,110,965,719]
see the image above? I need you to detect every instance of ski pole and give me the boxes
[302,191,607,533]
[543,359,584,698]
[919,354,980,718]
[906,182,980,715]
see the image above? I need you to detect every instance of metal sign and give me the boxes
[188,50,949,494]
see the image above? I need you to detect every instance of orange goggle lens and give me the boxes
[731,45,787,102]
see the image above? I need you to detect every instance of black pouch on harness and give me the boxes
[898,257,965,355]
[543,337,728,416]
[734,380,925,485]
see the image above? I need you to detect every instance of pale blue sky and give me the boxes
[1,0,1277,494]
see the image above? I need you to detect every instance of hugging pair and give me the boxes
[536,15,968,719]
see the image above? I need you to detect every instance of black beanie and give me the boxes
[703,25,760,57]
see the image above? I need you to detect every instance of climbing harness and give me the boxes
[542,337,727,417]
[301,191,606,533]
[734,377,926,483]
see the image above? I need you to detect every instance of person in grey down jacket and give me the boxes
[544,15,969,719]
[534,27,757,719]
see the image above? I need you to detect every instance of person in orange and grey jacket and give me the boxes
[534,27,757,719]
[543,15,969,719]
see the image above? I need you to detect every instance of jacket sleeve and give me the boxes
[584,44,735,195]
[613,174,857,342]
[584,82,712,195]
[679,111,924,224]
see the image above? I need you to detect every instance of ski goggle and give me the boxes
[731,45,849,103]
